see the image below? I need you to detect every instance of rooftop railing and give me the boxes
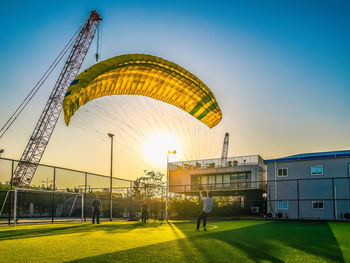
[169,155,264,171]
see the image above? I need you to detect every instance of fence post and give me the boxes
[8,160,14,225]
[84,173,87,222]
[51,168,56,223]
[332,178,336,220]
[13,189,17,226]
[109,134,114,222]
[110,178,113,221]
[81,193,84,222]
[161,187,164,220]
[297,179,300,220]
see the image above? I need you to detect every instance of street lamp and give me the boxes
[42,177,53,189]
[0,149,4,158]
[166,150,176,220]
[108,133,114,221]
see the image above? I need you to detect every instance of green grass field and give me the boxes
[0,220,349,262]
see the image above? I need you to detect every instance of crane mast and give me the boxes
[221,132,229,166]
[13,11,102,186]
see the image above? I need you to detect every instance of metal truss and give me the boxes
[13,11,102,186]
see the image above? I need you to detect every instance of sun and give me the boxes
[144,133,180,167]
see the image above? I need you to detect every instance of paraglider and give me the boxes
[63,54,222,128]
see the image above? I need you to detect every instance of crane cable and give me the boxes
[95,21,102,62]
[0,19,87,139]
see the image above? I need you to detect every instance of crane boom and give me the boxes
[221,132,229,166]
[13,11,102,186]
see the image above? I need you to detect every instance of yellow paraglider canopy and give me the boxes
[63,54,222,128]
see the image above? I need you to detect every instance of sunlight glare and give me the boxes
[144,133,180,167]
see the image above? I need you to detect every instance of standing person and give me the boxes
[196,189,214,231]
[141,200,148,223]
[92,196,102,224]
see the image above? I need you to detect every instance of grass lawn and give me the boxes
[0,220,349,262]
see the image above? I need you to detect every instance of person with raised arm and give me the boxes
[196,187,214,231]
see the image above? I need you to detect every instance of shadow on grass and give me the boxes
[68,221,344,263]
[0,221,162,241]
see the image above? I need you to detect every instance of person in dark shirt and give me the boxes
[92,196,102,224]
[141,201,148,223]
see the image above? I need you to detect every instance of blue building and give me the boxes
[265,150,350,220]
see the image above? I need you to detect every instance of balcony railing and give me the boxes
[169,155,264,171]
[169,181,265,193]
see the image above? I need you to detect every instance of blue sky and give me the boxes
[0,0,349,182]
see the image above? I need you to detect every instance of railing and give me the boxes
[0,157,133,192]
[169,155,263,171]
[170,181,264,192]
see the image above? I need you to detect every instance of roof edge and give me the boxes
[264,150,350,164]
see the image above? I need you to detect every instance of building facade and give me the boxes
[169,155,267,214]
[265,150,350,220]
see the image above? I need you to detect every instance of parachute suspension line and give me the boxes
[196,127,199,160]
[198,127,200,159]
[72,106,154,171]
[147,98,192,161]
[141,96,167,133]
[0,20,85,139]
[153,100,193,161]
[118,97,191,168]
[205,129,210,159]
[122,95,193,162]
[144,97,193,161]
[152,99,192,159]
[62,53,223,172]
[77,102,142,146]
[118,96,154,140]
[90,97,152,149]
[177,117,196,160]
[74,111,101,135]
[174,109,196,160]
[104,97,150,144]
[134,96,163,136]
[73,107,108,138]
[116,139,158,171]
[106,97,146,139]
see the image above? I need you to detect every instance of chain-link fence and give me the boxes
[1,157,350,224]
[0,157,165,225]
[167,176,350,221]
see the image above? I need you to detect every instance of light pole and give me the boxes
[42,177,53,189]
[0,149,4,158]
[166,150,176,220]
[108,133,114,221]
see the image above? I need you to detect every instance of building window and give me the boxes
[216,175,223,188]
[278,168,288,177]
[312,200,324,209]
[208,175,215,185]
[311,165,323,175]
[278,200,288,210]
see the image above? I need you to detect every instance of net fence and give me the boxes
[1,157,350,224]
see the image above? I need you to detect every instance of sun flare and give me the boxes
[144,133,180,167]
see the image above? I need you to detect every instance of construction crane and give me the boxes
[220,132,229,166]
[12,11,102,186]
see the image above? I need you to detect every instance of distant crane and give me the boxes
[220,132,229,166]
[12,11,102,186]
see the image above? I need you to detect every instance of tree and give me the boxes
[128,171,164,200]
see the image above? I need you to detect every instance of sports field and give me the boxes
[0,220,349,262]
